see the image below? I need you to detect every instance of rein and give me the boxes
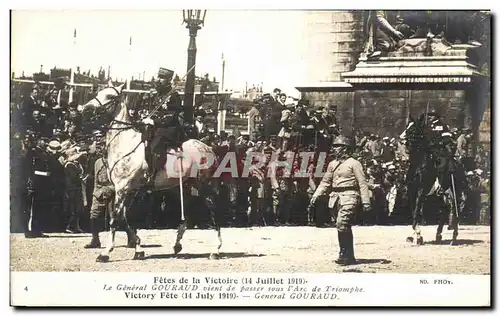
[86,85,192,188]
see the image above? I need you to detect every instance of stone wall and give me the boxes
[353,89,467,137]
[303,11,364,83]
[301,88,470,137]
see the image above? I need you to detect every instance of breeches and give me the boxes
[90,196,112,220]
[336,205,357,232]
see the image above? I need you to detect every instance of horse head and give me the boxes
[399,114,426,148]
[81,81,126,123]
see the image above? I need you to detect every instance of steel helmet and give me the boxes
[332,135,352,147]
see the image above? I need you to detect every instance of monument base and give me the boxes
[296,38,489,142]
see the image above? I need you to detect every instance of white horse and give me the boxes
[80,82,222,262]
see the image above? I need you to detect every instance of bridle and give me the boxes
[88,86,122,113]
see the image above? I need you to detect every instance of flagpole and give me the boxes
[69,28,76,104]
[125,35,132,104]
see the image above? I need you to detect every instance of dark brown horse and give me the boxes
[399,115,466,245]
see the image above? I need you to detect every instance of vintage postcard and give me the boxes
[9,7,491,307]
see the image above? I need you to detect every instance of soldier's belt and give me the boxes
[34,170,50,176]
[331,186,358,192]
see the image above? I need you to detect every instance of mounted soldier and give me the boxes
[142,68,185,186]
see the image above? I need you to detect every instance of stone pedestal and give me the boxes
[340,38,488,147]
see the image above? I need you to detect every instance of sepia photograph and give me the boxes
[9,6,491,307]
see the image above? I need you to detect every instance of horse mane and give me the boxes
[112,95,133,123]
[405,115,433,184]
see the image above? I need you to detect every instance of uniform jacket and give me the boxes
[313,157,370,207]
[92,157,114,204]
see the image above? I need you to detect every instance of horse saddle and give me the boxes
[150,143,183,173]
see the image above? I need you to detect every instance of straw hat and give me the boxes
[46,140,62,154]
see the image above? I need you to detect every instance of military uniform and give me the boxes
[268,151,294,225]
[23,144,50,238]
[311,136,370,265]
[84,157,114,248]
[143,94,185,185]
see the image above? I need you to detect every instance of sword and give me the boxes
[178,155,185,221]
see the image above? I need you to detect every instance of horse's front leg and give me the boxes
[413,194,425,246]
[206,181,222,260]
[125,218,144,260]
[436,196,446,243]
[120,191,145,260]
[407,191,424,245]
[446,189,460,246]
[173,182,189,255]
[96,195,123,263]
[174,222,187,255]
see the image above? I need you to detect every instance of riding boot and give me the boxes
[84,218,101,249]
[344,228,356,264]
[334,231,348,265]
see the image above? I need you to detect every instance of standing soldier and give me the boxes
[309,136,371,265]
[84,155,137,249]
[84,155,114,248]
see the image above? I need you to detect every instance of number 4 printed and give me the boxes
[24,286,28,291]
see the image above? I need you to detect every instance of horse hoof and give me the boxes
[435,235,442,242]
[450,240,457,246]
[406,237,414,243]
[173,244,182,255]
[416,237,424,245]
[209,253,221,260]
[96,254,109,263]
[133,251,145,260]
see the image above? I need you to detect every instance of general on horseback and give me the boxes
[79,66,223,263]
[141,68,186,189]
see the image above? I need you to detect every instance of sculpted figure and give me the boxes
[364,10,405,59]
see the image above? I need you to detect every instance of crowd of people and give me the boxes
[10,82,491,241]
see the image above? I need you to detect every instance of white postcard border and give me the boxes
[10,272,491,307]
